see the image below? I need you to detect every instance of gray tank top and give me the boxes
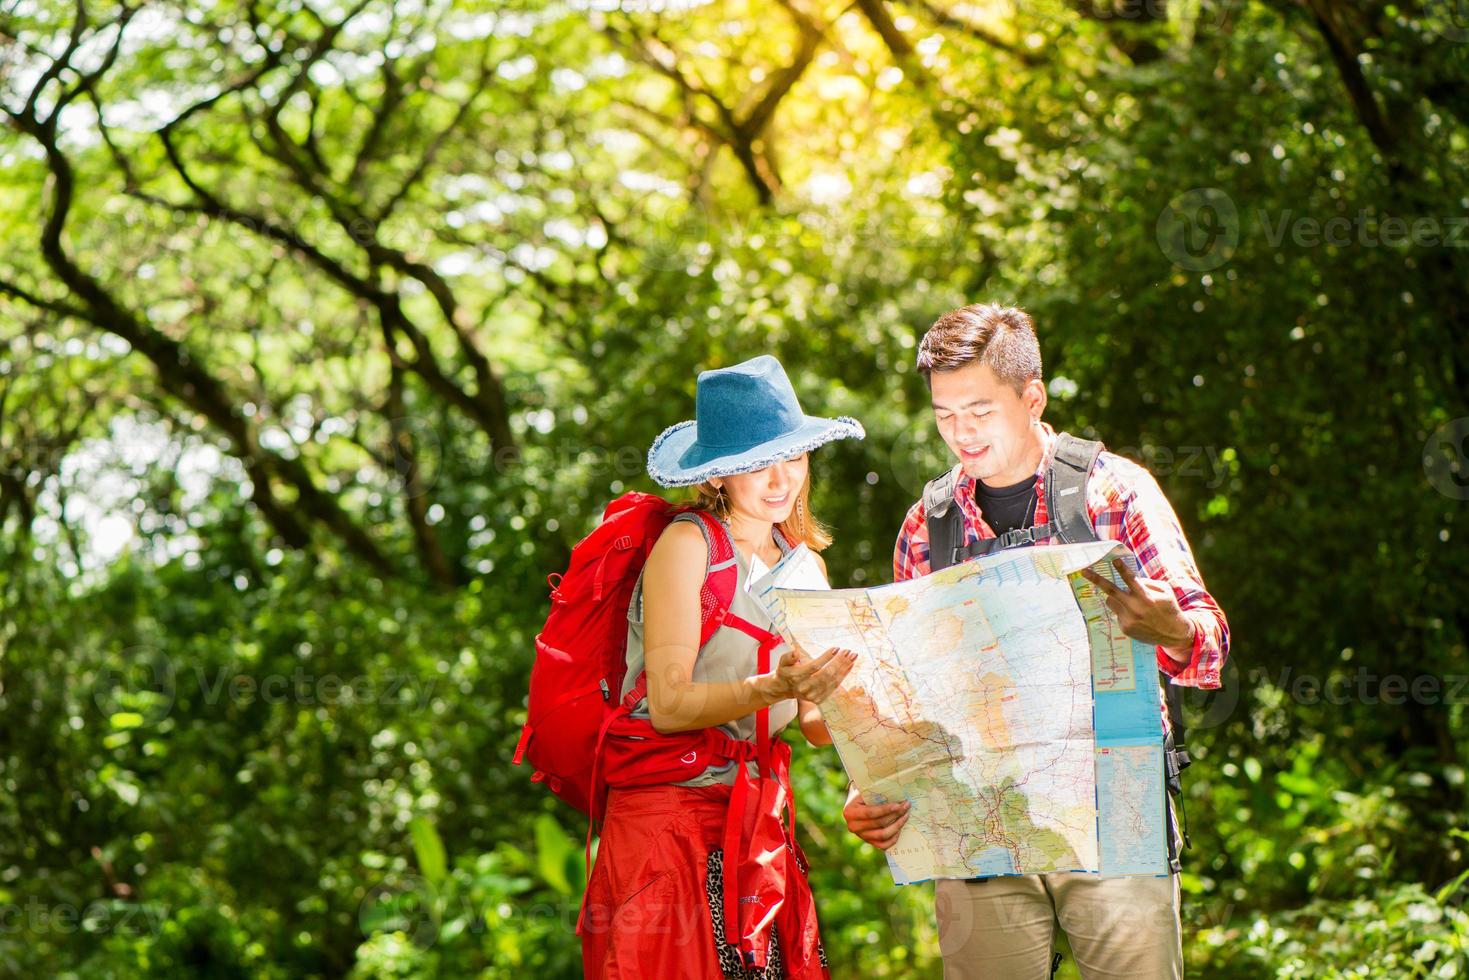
[621,512,799,786]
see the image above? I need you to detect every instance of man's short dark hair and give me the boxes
[915,304,1043,394]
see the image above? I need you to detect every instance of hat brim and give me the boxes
[647,415,866,488]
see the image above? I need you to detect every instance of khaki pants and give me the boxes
[935,871,1183,979]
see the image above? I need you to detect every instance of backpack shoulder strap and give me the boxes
[1045,432,1104,545]
[683,509,736,565]
[922,465,967,572]
[691,510,781,648]
[675,510,740,646]
[620,509,745,709]
[923,465,963,521]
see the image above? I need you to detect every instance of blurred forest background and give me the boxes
[1,0,1467,975]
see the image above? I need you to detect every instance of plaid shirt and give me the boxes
[894,424,1229,716]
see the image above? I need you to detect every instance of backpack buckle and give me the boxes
[993,522,1053,551]
[599,679,610,702]
[992,528,1029,550]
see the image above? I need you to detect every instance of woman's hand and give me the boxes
[759,643,856,704]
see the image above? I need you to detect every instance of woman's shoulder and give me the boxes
[647,512,711,573]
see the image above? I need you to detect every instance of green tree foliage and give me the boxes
[0,0,1465,974]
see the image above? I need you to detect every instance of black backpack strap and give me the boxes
[1164,682,1192,800]
[1044,432,1104,545]
[1164,793,1184,874]
[922,466,969,572]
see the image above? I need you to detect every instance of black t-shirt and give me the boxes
[974,474,1039,537]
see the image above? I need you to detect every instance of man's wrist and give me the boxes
[1163,616,1196,660]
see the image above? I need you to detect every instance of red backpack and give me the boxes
[512,492,780,819]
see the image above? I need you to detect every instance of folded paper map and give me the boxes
[768,540,1168,884]
[750,542,830,630]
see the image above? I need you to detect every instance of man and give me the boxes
[843,304,1229,978]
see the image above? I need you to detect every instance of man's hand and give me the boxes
[1081,558,1195,658]
[842,782,910,850]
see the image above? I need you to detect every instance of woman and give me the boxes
[581,354,864,979]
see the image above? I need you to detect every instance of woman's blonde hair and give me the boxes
[690,467,832,552]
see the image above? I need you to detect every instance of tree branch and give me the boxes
[1301,0,1400,167]
[9,92,394,574]
[913,0,1040,62]
[386,360,457,589]
[606,8,831,203]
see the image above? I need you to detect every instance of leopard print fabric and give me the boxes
[704,849,829,978]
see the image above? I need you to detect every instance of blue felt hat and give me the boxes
[646,355,865,488]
